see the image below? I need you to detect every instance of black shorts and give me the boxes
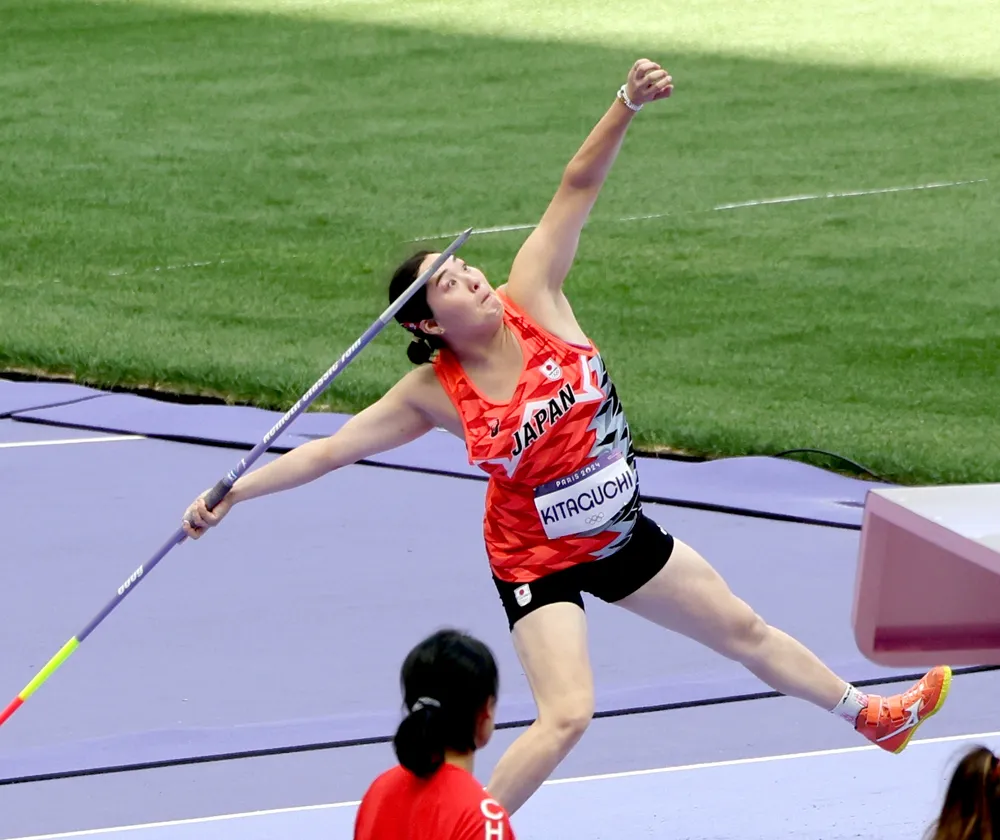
[492,511,675,630]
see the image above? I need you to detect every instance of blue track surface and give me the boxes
[0,386,993,839]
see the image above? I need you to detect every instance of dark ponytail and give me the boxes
[393,698,447,778]
[927,746,1000,840]
[389,250,448,366]
[392,629,499,779]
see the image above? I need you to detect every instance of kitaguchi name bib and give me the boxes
[532,450,636,540]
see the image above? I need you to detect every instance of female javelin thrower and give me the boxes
[184,58,951,816]
[354,629,515,839]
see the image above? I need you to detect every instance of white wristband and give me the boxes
[617,84,642,112]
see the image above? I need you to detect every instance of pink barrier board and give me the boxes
[853,483,1000,666]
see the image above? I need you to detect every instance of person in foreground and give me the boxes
[353,630,515,840]
[926,745,999,840]
[183,58,952,816]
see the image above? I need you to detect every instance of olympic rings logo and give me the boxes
[585,513,606,526]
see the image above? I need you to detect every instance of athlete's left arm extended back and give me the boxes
[505,59,673,313]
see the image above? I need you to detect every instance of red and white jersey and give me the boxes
[433,290,641,583]
[354,763,515,840]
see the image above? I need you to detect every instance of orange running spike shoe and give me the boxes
[856,666,952,753]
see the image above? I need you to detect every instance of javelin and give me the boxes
[0,228,473,729]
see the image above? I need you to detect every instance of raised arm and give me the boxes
[182,370,437,538]
[506,59,673,311]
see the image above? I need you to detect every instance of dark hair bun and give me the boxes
[406,337,435,365]
[393,704,445,778]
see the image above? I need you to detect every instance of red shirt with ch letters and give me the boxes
[354,763,515,840]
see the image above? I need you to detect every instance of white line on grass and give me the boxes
[11,727,1000,839]
[0,435,145,449]
[109,260,230,278]
[411,177,989,241]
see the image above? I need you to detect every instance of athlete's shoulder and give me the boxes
[400,361,444,389]
[354,765,410,839]
[435,768,515,839]
[396,362,450,405]
[391,364,462,433]
[360,763,410,802]
[422,765,492,808]
[434,763,488,794]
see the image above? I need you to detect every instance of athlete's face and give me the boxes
[417,252,503,339]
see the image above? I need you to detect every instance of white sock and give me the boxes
[831,685,869,725]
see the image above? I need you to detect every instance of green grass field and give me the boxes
[2,0,997,484]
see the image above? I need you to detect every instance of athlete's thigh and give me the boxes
[511,603,595,718]
[613,538,762,654]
